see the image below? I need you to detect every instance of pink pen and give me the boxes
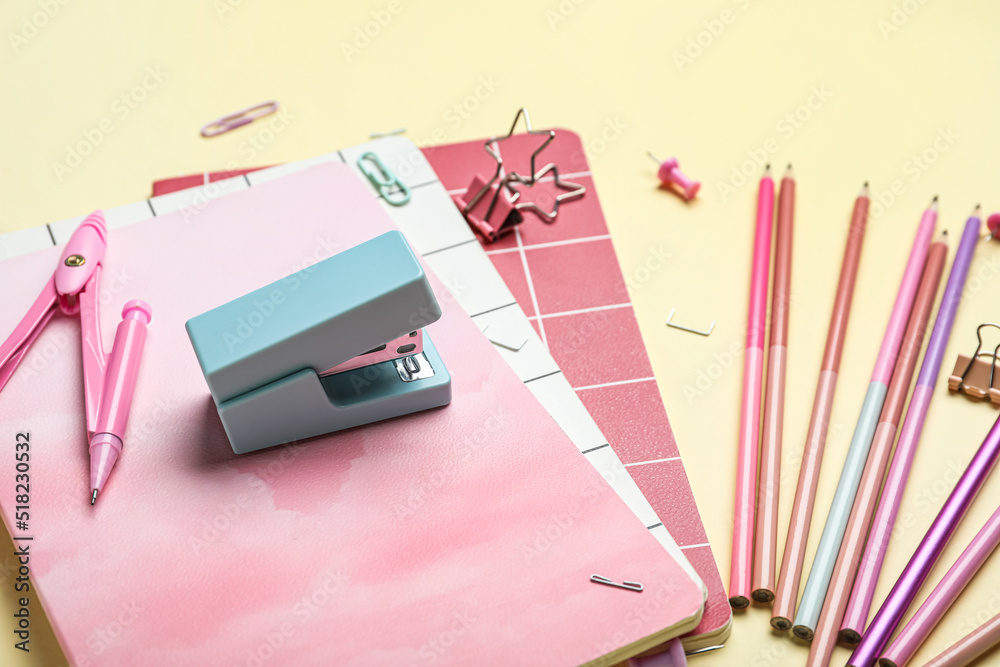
[89,300,152,504]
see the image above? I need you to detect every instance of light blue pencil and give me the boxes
[791,199,937,639]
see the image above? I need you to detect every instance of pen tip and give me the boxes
[91,489,98,505]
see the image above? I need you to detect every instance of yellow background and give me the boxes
[2,0,1000,665]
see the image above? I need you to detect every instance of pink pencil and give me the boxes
[879,504,1000,666]
[923,610,1000,667]
[730,165,775,609]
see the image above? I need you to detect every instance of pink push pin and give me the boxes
[648,152,700,201]
[986,211,1000,241]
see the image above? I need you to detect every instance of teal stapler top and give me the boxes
[185,231,452,453]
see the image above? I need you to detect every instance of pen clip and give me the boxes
[590,574,644,592]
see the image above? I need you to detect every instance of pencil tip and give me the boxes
[932,195,939,202]
[91,489,98,505]
[860,182,870,197]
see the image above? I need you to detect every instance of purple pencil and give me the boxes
[849,415,1000,667]
[841,208,982,642]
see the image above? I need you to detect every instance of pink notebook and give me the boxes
[150,130,731,649]
[0,163,703,666]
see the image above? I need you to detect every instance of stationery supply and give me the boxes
[666,309,715,337]
[647,152,700,201]
[806,233,948,667]
[147,127,732,648]
[986,212,1000,241]
[849,415,1000,667]
[88,299,151,503]
[185,231,453,454]
[923,610,1000,667]
[880,503,1000,667]
[200,100,279,137]
[793,198,937,639]
[948,322,1000,404]
[730,165,775,609]
[842,209,982,642]
[0,163,706,666]
[752,164,794,603]
[772,183,870,631]
[25,128,729,652]
[451,108,585,242]
[0,212,151,505]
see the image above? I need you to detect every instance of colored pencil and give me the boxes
[793,197,937,639]
[880,503,1000,666]
[923,610,1000,667]
[805,233,948,667]
[772,182,870,630]
[842,208,982,642]
[752,164,795,603]
[729,165,774,609]
[849,416,1000,667]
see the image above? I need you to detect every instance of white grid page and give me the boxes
[1,136,702,597]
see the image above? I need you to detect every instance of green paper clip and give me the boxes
[357,152,411,206]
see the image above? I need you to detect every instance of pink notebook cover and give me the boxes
[0,163,703,666]
[150,131,731,647]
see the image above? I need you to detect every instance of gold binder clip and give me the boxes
[948,323,1000,405]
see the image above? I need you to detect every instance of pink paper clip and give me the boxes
[201,101,279,138]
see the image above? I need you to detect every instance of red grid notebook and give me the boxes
[150,130,731,649]
[424,131,730,647]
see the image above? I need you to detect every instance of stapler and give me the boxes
[186,231,452,454]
